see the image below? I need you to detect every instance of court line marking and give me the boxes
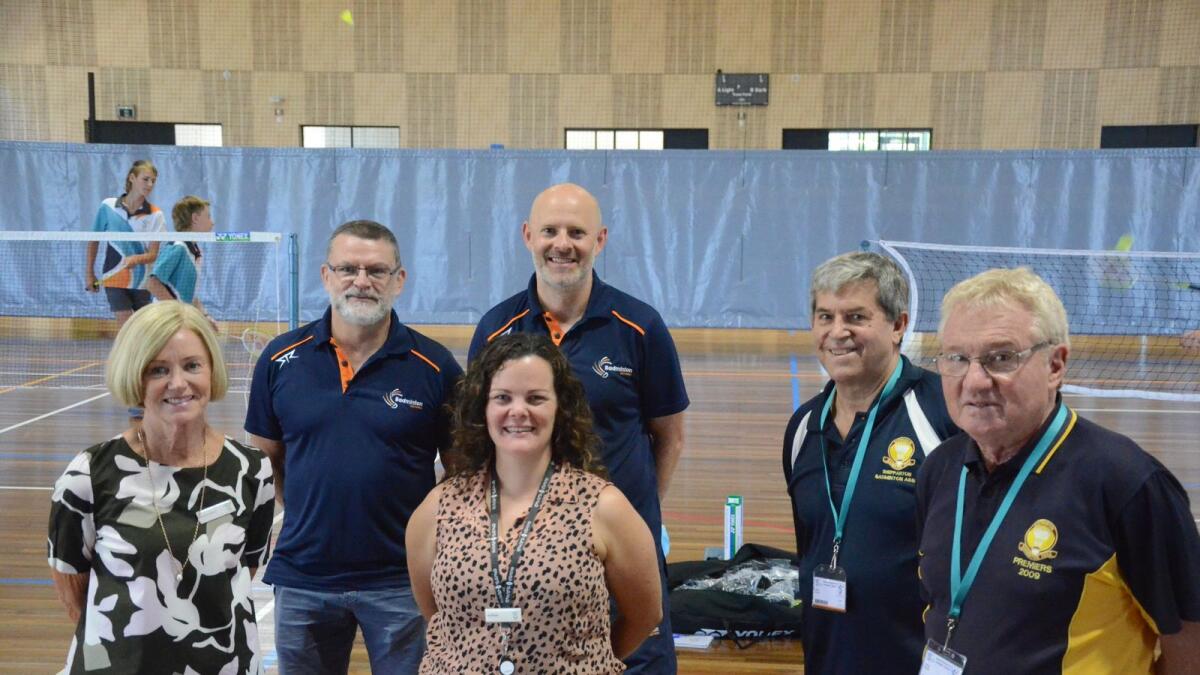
[789,354,800,411]
[0,485,53,491]
[0,361,104,395]
[0,392,111,436]
[0,452,77,462]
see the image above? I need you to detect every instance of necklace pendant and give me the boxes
[175,571,183,584]
[498,659,515,675]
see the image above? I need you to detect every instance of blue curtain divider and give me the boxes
[1,141,1196,329]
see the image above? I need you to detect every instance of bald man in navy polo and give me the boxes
[471,184,689,674]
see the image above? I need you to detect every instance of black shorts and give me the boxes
[104,287,152,312]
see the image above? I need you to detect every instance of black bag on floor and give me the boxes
[667,543,803,645]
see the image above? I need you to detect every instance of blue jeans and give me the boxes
[274,584,426,675]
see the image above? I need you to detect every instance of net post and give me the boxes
[288,233,300,330]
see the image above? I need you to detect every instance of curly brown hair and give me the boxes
[448,333,606,479]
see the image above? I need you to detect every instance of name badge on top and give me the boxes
[484,607,522,624]
[919,639,966,675]
[811,564,847,612]
[197,500,236,524]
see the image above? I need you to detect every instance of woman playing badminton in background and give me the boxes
[84,159,165,330]
[148,195,218,331]
[47,301,274,674]
[407,333,662,674]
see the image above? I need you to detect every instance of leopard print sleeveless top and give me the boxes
[420,465,625,674]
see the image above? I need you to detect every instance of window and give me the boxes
[783,129,931,151]
[565,128,709,150]
[174,124,223,147]
[301,126,400,148]
[1100,125,1198,149]
[566,129,663,150]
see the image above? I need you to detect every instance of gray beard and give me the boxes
[332,294,390,326]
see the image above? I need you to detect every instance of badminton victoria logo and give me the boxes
[383,388,424,411]
[592,356,633,379]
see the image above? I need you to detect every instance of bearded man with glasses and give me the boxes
[915,267,1200,675]
[245,220,463,674]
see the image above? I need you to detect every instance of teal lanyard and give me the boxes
[819,359,904,564]
[947,404,1070,634]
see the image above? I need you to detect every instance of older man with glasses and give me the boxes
[245,220,463,674]
[916,267,1200,675]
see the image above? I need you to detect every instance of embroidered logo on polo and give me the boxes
[874,436,918,484]
[882,437,917,470]
[592,356,633,379]
[274,349,298,368]
[1019,519,1059,561]
[1013,518,1058,580]
[383,388,425,411]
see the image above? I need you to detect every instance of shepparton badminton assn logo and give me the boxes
[882,437,917,470]
[1019,519,1059,561]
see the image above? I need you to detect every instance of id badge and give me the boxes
[197,500,236,524]
[811,564,847,612]
[919,639,966,675]
[484,607,522,624]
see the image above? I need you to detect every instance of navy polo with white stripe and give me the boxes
[782,355,956,674]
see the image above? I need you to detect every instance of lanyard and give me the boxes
[818,359,903,564]
[488,461,556,608]
[945,404,1070,642]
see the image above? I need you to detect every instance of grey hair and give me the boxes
[810,251,910,322]
[326,219,402,267]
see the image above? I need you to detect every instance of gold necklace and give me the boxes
[135,429,209,584]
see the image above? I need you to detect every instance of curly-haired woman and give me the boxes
[407,333,661,673]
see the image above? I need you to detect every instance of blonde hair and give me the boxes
[123,159,158,194]
[172,195,209,232]
[939,268,1070,346]
[106,301,228,406]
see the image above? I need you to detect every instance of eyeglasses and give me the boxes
[935,342,1052,378]
[325,263,400,282]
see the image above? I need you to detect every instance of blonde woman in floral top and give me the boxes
[48,301,274,674]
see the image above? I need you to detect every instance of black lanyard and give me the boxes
[488,462,556,608]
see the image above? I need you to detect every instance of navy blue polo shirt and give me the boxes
[916,400,1200,674]
[245,308,462,592]
[469,273,689,534]
[782,356,956,675]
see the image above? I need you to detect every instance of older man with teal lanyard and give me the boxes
[783,251,957,674]
[917,268,1200,674]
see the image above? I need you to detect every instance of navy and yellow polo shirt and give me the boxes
[245,308,462,592]
[469,273,689,534]
[782,355,956,675]
[916,400,1200,674]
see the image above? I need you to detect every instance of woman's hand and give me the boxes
[50,569,89,623]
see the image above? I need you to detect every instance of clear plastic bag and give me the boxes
[676,558,798,606]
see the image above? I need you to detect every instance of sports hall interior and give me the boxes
[2,1,1199,673]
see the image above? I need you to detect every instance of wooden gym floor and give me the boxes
[1,325,1196,674]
